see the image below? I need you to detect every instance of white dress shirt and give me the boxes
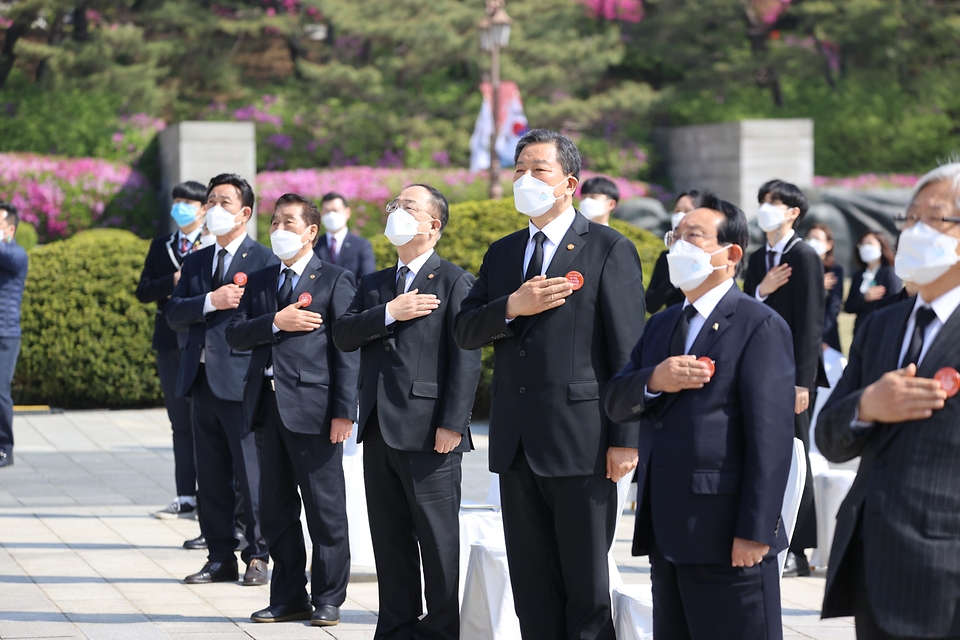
[755,229,795,302]
[266,251,315,375]
[897,283,960,368]
[325,227,348,259]
[385,249,435,326]
[177,227,202,252]
[521,206,576,277]
[202,233,248,314]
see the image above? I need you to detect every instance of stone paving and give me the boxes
[0,409,855,639]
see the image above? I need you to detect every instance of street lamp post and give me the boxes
[479,0,511,200]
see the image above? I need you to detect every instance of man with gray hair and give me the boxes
[817,162,960,639]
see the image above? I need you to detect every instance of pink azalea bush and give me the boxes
[814,174,919,190]
[0,153,158,242]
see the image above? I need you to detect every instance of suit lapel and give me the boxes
[917,302,960,377]
[687,285,740,358]
[293,254,323,300]
[165,232,184,270]
[224,236,256,286]
[407,252,442,294]
[380,265,400,304]
[199,245,214,292]
[267,266,280,311]
[880,301,915,373]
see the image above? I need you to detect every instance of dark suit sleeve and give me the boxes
[742,251,762,298]
[225,278,277,352]
[165,258,208,328]
[331,275,388,352]
[644,251,675,313]
[823,264,843,346]
[437,272,483,434]
[876,265,903,307]
[735,314,796,546]
[135,239,176,304]
[815,313,877,463]
[600,237,645,447]
[603,333,662,424]
[329,270,361,421]
[791,247,825,389]
[357,237,377,278]
[454,247,517,351]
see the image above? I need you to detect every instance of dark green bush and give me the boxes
[13,229,162,408]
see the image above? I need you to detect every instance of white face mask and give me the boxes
[671,212,686,231]
[206,205,242,236]
[756,203,787,233]
[578,197,606,220]
[321,211,347,232]
[666,239,731,291]
[806,238,828,257]
[858,243,883,265]
[514,175,568,218]
[895,222,960,285]
[198,234,217,249]
[270,228,309,261]
[384,208,428,246]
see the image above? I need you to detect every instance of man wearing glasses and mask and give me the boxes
[817,162,960,640]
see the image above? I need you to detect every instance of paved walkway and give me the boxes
[0,409,855,639]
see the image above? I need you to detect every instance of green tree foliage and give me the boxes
[13,229,161,408]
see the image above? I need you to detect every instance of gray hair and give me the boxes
[514,129,582,180]
[909,160,960,211]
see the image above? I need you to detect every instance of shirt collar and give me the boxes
[528,206,576,246]
[180,227,202,243]
[326,227,348,245]
[918,282,960,325]
[684,278,735,320]
[397,248,435,276]
[280,251,314,277]
[217,232,247,257]
[767,229,795,253]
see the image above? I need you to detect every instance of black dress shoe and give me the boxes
[184,561,238,584]
[311,604,340,627]
[250,600,313,623]
[0,451,12,467]
[182,535,207,550]
[783,551,811,577]
[243,558,269,586]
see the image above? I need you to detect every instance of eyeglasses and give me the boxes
[893,209,960,231]
[386,199,432,219]
[664,229,717,248]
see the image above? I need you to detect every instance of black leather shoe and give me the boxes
[310,604,340,627]
[0,451,12,467]
[184,561,238,584]
[250,600,313,623]
[182,535,207,550]
[783,551,811,577]
[243,558,269,586]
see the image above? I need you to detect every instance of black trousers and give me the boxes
[254,384,349,607]
[499,445,616,640]
[156,348,196,497]
[790,405,817,552]
[363,414,462,640]
[0,336,19,455]
[192,366,267,565]
[648,539,782,640]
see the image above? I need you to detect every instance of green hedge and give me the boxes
[13,229,161,408]
[370,198,662,418]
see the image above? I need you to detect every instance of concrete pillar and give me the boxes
[657,119,814,216]
[159,122,258,238]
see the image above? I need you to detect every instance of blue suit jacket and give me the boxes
[604,285,796,564]
[315,231,376,283]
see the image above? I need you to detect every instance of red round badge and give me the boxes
[566,271,584,291]
[935,367,960,398]
[697,356,716,377]
[298,292,313,307]
[233,272,247,286]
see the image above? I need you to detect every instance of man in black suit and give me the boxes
[604,194,795,639]
[816,164,960,640]
[315,192,377,281]
[136,180,207,523]
[742,179,825,576]
[225,193,359,627]
[333,184,482,640]
[454,129,645,640]
[166,173,277,587]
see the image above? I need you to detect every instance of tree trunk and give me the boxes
[36,10,66,82]
[73,3,90,42]
[0,19,30,89]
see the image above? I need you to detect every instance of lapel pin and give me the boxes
[309,274,316,279]
[566,243,575,250]
[428,273,435,280]
[712,323,719,330]
[242,252,248,258]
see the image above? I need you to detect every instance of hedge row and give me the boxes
[13,201,662,414]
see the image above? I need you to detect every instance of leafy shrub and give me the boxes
[13,223,38,252]
[13,229,162,409]
[369,198,662,418]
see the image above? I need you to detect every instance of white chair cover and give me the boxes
[813,469,857,567]
[778,437,807,579]
[611,584,655,640]
[460,541,522,640]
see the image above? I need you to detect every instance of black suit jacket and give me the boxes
[224,254,359,435]
[315,231,376,283]
[332,252,482,453]
[843,264,903,336]
[743,235,827,390]
[454,213,645,477]
[604,285,795,563]
[823,263,844,352]
[165,235,279,401]
[816,298,960,637]
[136,232,198,351]
[644,249,685,313]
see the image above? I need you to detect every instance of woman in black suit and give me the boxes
[843,230,902,336]
[645,190,701,313]
[806,223,843,352]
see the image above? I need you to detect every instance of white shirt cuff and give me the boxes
[505,317,515,324]
[851,409,874,432]
[272,322,281,334]
[203,293,216,314]
[385,306,397,326]
[755,290,768,303]
[644,385,662,401]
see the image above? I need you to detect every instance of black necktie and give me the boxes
[213,248,227,288]
[525,231,547,281]
[670,304,699,357]
[766,249,776,272]
[903,306,938,368]
[277,268,296,309]
[396,265,410,297]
